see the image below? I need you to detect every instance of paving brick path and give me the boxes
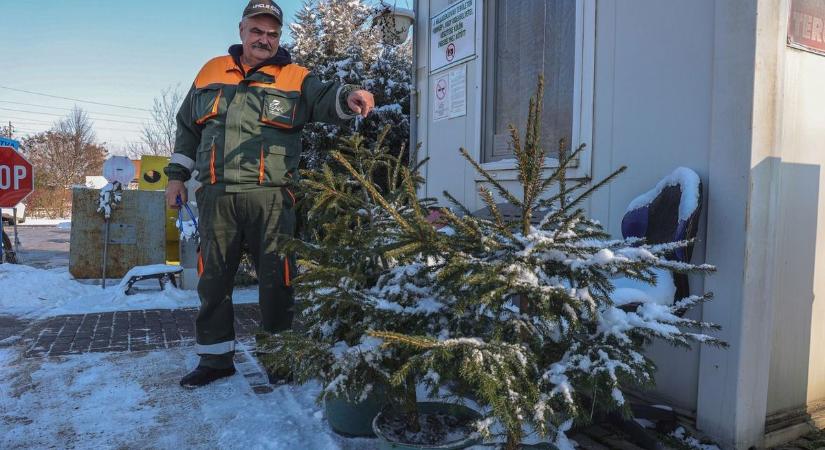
[23,304,262,358]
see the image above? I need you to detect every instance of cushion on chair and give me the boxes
[618,167,703,305]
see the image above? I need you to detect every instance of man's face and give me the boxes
[239,15,282,65]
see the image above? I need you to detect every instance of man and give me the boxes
[164,0,375,388]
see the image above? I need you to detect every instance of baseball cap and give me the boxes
[242,0,283,24]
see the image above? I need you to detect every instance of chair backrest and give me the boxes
[621,167,703,300]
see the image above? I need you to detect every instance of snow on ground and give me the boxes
[19,218,72,227]
[0,264,258,319]
[0,346,377,450]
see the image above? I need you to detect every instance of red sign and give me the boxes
[788,0,825,56]
[0,146,34,208]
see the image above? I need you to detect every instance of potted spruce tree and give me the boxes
[347,78,725,449]
[256,130,437,437]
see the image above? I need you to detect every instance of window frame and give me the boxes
[481,0,596,180]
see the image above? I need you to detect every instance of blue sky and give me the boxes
[0,0,304,150]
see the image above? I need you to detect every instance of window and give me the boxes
[483,0,595,175]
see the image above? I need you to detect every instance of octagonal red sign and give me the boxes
[0,145,34,208]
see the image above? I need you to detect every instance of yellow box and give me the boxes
[138,155,180,264]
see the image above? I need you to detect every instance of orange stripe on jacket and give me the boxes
[260,64,309,92]
[195,89,222,125]
[209,144,217,184]
[283,258,291,287]
[197,248,204,277]
[258,146,265,184]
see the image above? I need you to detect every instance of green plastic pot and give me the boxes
[324,385,388,437]
[372,402,482,450]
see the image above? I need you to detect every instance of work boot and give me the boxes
[179,365,236,388]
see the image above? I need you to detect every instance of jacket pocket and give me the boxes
[194,87,223,125]
[260,141,300,186]
[194,137,218,185]
[260,91,300,129]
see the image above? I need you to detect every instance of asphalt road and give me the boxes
[4,224,70,269]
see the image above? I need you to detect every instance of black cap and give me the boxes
[242,0,283,24]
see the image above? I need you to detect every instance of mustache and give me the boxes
[252,43,273,51]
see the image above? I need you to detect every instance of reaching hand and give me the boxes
[347,90,375,118]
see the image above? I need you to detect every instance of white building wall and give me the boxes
[586,0,717,413]
[766,4,825,418]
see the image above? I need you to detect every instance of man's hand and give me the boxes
[166,180,187,209]
[347,90,375,118]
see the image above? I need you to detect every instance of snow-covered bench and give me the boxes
[118,264,183,295]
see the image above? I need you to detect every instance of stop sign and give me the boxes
[0,145,34,208]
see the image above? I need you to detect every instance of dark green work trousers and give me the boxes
[195,185,296,369]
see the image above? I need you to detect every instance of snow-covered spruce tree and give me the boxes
[288,0,412,171]
[256,130,436,411]
[350,78,727,449]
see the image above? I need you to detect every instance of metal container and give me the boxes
[69,187,166,279]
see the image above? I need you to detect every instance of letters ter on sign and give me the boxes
[788,0,825,56]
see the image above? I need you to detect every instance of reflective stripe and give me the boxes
[170,153,196,171]
[196,340,235,354]
[335,85,358,120]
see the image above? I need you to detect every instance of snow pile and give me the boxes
[97,182,123,219]
[20,218,72,227]
[0,264,257,319]
[670,427,721,450]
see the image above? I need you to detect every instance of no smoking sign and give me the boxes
[446,43,456,62]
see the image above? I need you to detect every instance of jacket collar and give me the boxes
[228,44,292,75]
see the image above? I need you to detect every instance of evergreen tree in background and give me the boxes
[288,0,412,171]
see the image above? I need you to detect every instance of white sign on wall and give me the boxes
[430,0,476,72]
[433,65,467,122]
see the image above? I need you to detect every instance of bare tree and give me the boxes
[21,107,108,217]
[128,85,184,157]
[33,107,108,189]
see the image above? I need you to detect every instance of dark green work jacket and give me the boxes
[164,46,356,191]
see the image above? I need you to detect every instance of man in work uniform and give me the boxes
[164,0,375,388]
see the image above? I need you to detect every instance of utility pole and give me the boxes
[0,121,13,138]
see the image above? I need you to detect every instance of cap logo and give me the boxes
[252,3,281,14]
